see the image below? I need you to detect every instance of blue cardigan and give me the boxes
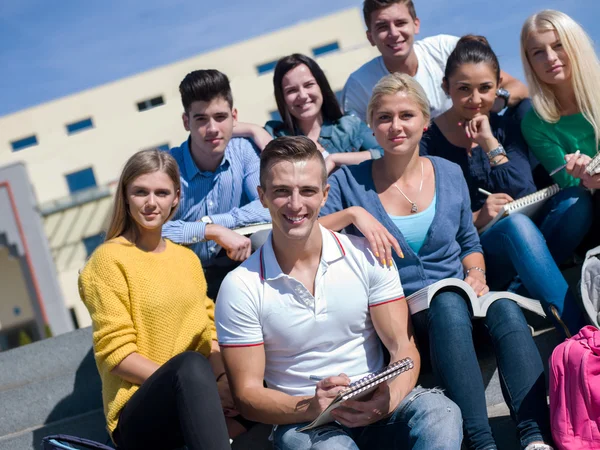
[420,115,536,211]
[320,156,482,296]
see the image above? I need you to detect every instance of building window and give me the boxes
[312,41,340,57]
[256,59,279,75]
[66,117,94,135]
[137,96,165,112]
[65,167,97,194]
[83,233,105,257]
[269,110,282,121]
[11,135,38,152]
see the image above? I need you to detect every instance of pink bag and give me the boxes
[549,325,600,449]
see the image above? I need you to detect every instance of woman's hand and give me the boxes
[582,172,600,190]
[565,152,592,180]
[460,116,498,152]
[350,207,404,265]
[474,193,514,228]
[464,271,489,297]
[217,375,239,417]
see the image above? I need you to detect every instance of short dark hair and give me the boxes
[273,54,342,134]
[178,69,233,113]
[260,136,327,188]
[363,0,417,29]
[444,35,501,84]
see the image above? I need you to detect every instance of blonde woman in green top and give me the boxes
[520,10,600,190]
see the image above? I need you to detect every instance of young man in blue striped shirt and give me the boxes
[163,69,270,299]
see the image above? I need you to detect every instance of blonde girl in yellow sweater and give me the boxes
[79,149,232,450]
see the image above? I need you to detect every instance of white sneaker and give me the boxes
[524,444,553,450]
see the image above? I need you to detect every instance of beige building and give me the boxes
[0,7,379,330]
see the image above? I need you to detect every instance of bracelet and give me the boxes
[490,155,508,166]
[465,266,486,278]
[487,144,506,161]
[216,372,227,382]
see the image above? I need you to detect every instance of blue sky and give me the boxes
[1,0,599,117]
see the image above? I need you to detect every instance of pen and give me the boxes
[549,150,580,176]
[478,188,493,197]
[309,375,324,381]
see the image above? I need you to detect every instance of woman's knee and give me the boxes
[429,291,472,329]
[485,299,529,334]
[167,351,213,382]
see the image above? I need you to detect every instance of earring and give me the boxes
[423,126,428,132]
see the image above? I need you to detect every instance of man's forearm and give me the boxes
[387,343,421,408]
[235,387,315,425]
[502,78,529,106]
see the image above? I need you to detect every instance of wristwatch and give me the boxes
[487,144,507,161]
[200,216,213,224]
[496,88,510,109]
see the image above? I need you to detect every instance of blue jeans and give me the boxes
[412,293,551,450]
[273,386,462,450]
[480,187,592,336]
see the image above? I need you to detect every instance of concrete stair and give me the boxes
[0,325,560,450]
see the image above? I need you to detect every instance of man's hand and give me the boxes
[205,224,252,262]
[306,374,351,420]
[474,193,514,229]
[330,383,395,428]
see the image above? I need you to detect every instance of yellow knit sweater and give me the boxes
[78,237,217,435]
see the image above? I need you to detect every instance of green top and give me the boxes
[521,109,598,188]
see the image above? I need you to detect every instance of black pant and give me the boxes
[113,352,230,450]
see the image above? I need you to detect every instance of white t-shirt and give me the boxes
[215,225,405,397]
[342,34,460,122]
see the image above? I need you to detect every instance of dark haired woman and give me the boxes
[264,53,383,173]
[420,35,591,336]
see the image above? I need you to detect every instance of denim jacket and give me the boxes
[265,115,383,159]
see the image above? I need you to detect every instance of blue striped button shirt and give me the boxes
[162,137,270,266]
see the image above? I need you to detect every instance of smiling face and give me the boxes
[126,171,179,233]
[445,62,499,119]
[371,92,427,156]
[367,3,420,62]
[281,64,324,124]
[526,29,572,86]
[183,96,237,156]
[258,157,329,242]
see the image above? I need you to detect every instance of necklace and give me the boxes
[392,160,424,214]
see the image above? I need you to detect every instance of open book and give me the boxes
[298,358,415,431]
[406,278,546,318]
[585,153,600,176]
[478,184,560,234]
[232,222,272,236]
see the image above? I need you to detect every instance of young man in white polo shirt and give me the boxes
[342,0,529,122]
[215,136,462,449]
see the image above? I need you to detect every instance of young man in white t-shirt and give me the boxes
[342,0,529,122]
[215,136,462,449]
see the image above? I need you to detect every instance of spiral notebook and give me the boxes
[478,184,560,234]
[585,153,600,176]
[298,357,415,431]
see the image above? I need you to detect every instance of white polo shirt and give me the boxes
[342,34,460,122]
[215,225,404,397]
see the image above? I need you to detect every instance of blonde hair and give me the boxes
[520,9,600,144]
[105,149,181,241]
[366,72,431,127]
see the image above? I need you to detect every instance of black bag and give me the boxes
[41,435,115,450]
